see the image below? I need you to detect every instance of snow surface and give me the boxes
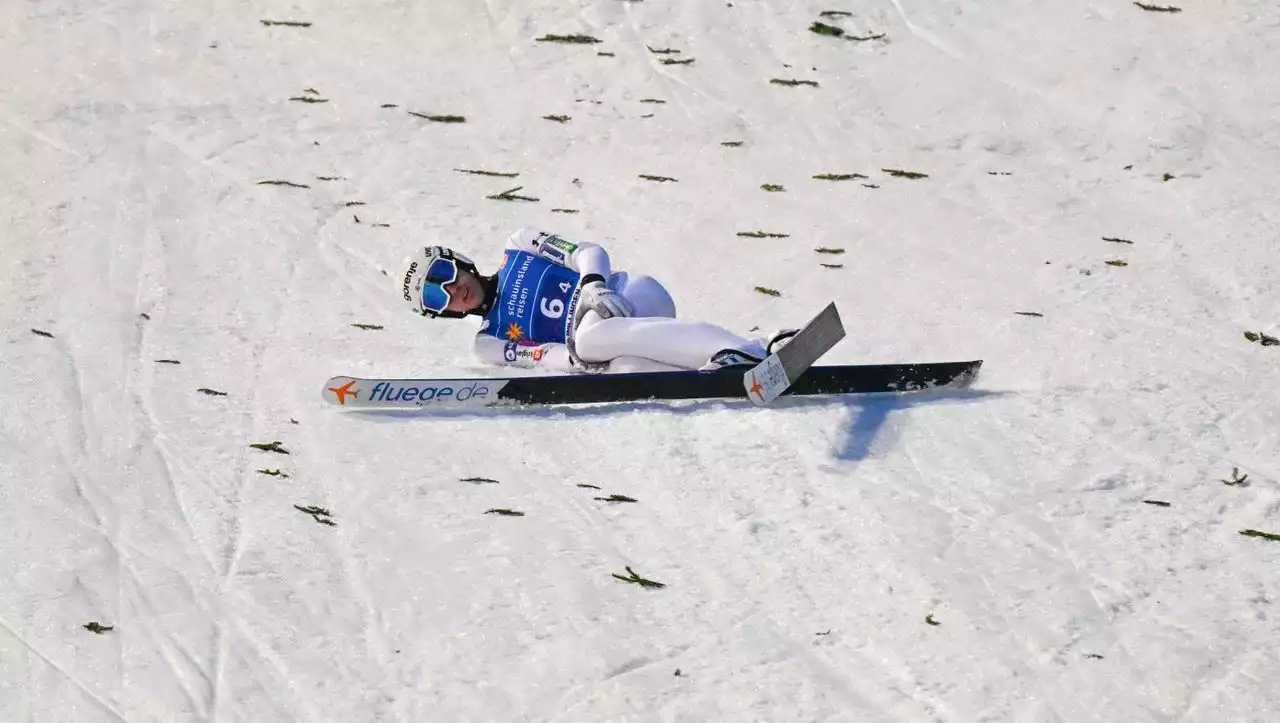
[3,1,1279,721]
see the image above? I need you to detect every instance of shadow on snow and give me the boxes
[832,389,1001,461]
[344,388,1006,462]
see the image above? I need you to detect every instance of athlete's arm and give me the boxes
[474,334,574,371]
[505,227,613,281]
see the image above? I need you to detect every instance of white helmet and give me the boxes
[399,246,480,319]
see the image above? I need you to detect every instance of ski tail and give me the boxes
[744,302,846,406]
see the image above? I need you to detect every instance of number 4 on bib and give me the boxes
[744,303,845,406]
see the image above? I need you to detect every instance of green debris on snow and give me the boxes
[612,566,666,589]
[455,169,520,178]
[1220,467,1250,487]
[256,179,311,189]
[1243,331,1278,346]
[538,34,602,44]
[487,186,540,202]
[771,78,820,88]
[295,505,337,526]
[407,111,466,123]
[810,22,845,37]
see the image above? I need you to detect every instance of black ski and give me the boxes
[322,360,983,409]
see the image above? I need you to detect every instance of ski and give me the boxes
[321,360,982,410]
[744,302,845,406]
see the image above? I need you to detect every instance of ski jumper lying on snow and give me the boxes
[398,228,794,373]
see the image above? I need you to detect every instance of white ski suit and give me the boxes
[472,228,769,373]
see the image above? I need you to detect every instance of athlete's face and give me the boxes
[444,268,484,313]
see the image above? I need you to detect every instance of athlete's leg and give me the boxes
[607,355,685,373]
[574,271,758,369]
[609,272,676,319]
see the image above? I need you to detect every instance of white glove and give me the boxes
[567,337,610,373]
[581,280,634,319]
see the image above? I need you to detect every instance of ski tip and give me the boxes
[322,376,360,406]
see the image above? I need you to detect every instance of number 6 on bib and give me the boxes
[541,298,564,318]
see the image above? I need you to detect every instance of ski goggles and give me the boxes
[420,256,460,314]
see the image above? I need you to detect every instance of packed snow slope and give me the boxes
[3,1,1279,721]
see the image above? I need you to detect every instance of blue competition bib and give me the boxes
[482,251,582,345]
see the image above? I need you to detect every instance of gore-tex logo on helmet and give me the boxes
[402,261,418,302]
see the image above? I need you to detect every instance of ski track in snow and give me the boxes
[3,0,1280,721]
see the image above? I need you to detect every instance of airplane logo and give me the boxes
[749,373,764,400]
[328,380,359,405]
